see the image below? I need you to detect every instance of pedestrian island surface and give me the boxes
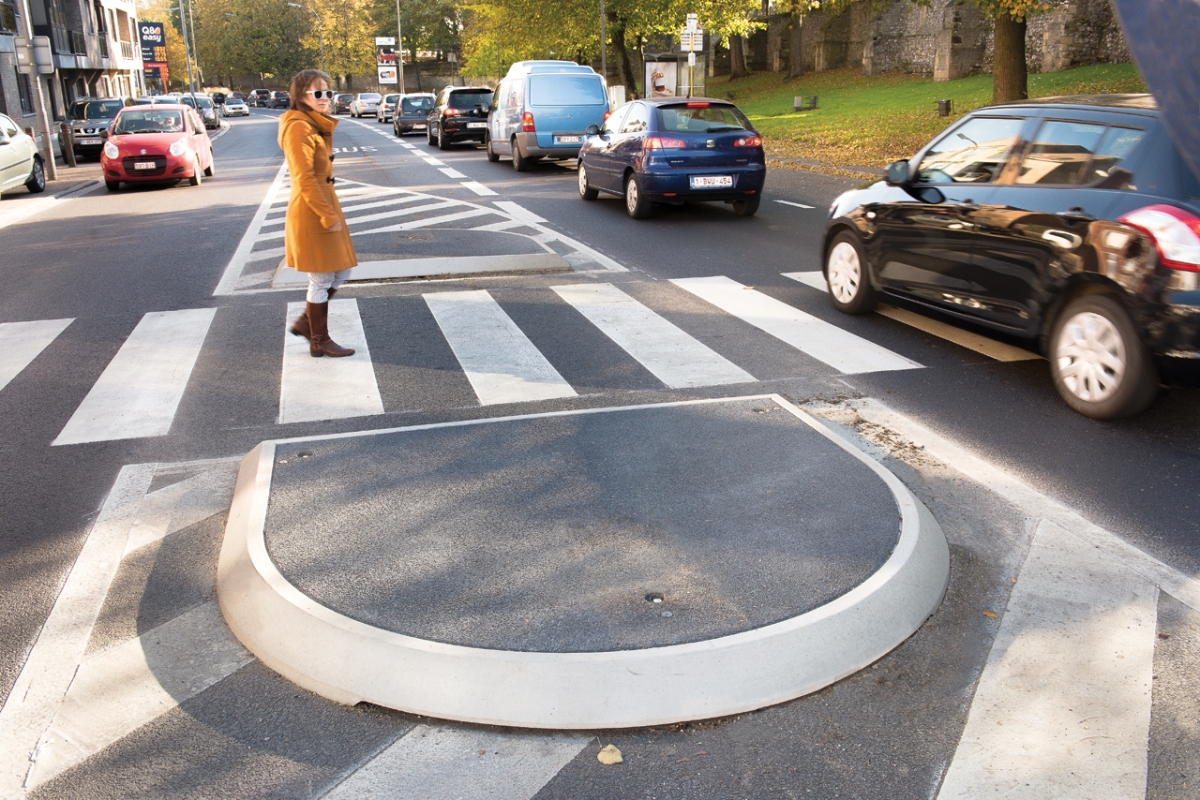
[218,395,949,729]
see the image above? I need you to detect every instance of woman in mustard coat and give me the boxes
[280,69,357,357]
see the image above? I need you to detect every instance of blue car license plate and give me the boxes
[690,175,733,189]
[554,135,582,144]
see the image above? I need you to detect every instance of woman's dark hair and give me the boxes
[289,69,332,111]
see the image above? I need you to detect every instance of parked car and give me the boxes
[486,61,608,171]
[333,93,354,115]
[0,113,46,196]
[350,93,381,118]
[427,86,494,149]
[101,104,214,191]
[60,96,133,160]
[176,93,220,130]
[821,94,1200,419]
[250,89,271,107]
[577,97,765,219]
[209,91,226,105]
[222,98,250,117]
[392,93,434,136]
[269,91,291,109]
[376,93,399,123]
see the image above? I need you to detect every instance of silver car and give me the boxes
[222,99,250,117]
[376,93,399,123]
[350,93,381,118]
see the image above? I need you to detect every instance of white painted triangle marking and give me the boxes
[0,318,73,393]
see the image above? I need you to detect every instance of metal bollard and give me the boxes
[793,95,804,112]
[58,122,77,167]
[807,96,818,110]
[936,99,952,117]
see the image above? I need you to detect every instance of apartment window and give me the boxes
[16,70,34,115]
[0,0,18,34]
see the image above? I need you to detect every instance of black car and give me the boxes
[427,86,493,149]
[822,94,1200,419]
[333,93,354,115]
[270,91,290,109]
[393,93,433,136]
[250,89,271,107]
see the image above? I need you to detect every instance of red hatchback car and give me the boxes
[101,104,215,191]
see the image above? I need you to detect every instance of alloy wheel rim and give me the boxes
[827,242,862,303]
[579,166,588,195]
[626,180,638,214]
[1055,311,1126,402]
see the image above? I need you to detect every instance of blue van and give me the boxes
[486,61,610,171]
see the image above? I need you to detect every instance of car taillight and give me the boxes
[644,137,686,150]
[686,102,710,108]
[603,110,611,120]
[1118,204,1200,272]
[522,111,535,132]
[443,107,460,117]
[734,135,762,148]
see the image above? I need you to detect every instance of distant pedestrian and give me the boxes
[279,68,357,357]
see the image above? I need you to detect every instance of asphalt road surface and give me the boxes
[0,108,1197,800]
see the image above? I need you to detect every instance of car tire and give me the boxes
[578,162,598,200]
[189,158,202,186]
[1049,293,1159,419]
[485,133,499,163]
[437,125,450,150]
[512,139,528,172]
[204,152,215,177]
[393,122,401,137]
[825,231,876,314]
[25,158,46,194]
[427,125,436,145]
[732,195,761,217]
[624,172,652,219]
[105,180,120,192]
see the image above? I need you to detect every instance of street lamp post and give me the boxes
[171,2,197,94]
[395,0,405,93]
[600,0,606,86]
[287,2,325,73]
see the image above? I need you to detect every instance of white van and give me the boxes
[486,61,609,171]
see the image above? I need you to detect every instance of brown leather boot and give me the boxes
[307,301,355,357]
[290,288,336,339]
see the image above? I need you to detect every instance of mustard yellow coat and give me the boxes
[279,109,358,273]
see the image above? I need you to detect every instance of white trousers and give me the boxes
[305,269,353,303]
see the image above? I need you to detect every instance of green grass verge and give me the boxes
[704,63,1146,171]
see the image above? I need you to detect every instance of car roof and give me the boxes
[988,93,1159,116]
[635,97,740,107]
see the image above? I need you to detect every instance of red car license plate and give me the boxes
[134,162,157,170]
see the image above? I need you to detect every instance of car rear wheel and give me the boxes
[512,139,528,172]
[825,231,876,314]
[485,133,499,163]
[578,162,598,200]
[204,151,215,177]
[437,125,450,150]
[1049,294,1158,419]
[189,158,202,186]
[732,195,760,217]
[25,158,46,194]
[624,172,652,219]
[427,125,435,145]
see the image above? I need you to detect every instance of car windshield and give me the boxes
[195,96,213,108]
[656,102,751,133]
[360,94,381,102]
[528,75,606,106]
[69,100,125,120]
[447,90,492,110]
[337,94,352,102]
[401,96,433,113]
[111,110,185,134]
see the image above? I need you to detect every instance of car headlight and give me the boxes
[104,141,119,159]
[169,139,187,156]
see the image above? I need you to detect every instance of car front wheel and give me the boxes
[188,157,202,186]
[825,231,876,314]
[1049,293,1158,419]
[578,162,598,200]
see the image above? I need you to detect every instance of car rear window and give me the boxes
[656,102,751,134]
[401,96,433,113]
[70,100,125,120]
[1014,121,1148,186]
[447,90,493,110]
[360,94,381,102]
[111,110,184,134]
[528,75,606,107]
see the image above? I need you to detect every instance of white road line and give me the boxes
[256,200,464,241]
[438,167,468,179]
[0,319,73,393]
[354,207,495,235]
[279,299,384,424]
[781,273,1042,363]
[937,518,1156,799]
[423,156,447,166]
[471,219,533,232]
[53,308,217,445]
[214,162,289,295]
[775,199,815,209]
[321,725,586,800]
[425,290,576,405]
[461,181,498,196]
[0,463,155,797]
[553,283,755,388]
[0,196,59,232]
[335,194,427,215]
[493,201,546,224]
[673,276,921,375]
[25,601,254,790]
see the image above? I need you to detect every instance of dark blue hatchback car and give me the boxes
[577,98,766,218]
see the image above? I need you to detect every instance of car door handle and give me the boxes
[1058,206,1094,222]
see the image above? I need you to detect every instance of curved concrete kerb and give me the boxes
[217,394,950,729]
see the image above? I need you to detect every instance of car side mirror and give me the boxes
[585,124,600,136]
[885,160,911,187]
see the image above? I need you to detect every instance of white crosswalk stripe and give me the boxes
[279,299,384,424]
[673,275,922,374]
[53,309,216,446]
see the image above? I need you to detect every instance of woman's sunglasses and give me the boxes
[306,90,335,99]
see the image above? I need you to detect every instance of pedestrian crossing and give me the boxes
[3,277,924,447]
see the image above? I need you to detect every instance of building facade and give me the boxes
[0,0,142,136]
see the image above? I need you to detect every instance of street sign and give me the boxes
[14,37,32,75]
[686,13,698,32]
[17,36,55,75]
[139,22,165,63]
[679,30,704,51]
